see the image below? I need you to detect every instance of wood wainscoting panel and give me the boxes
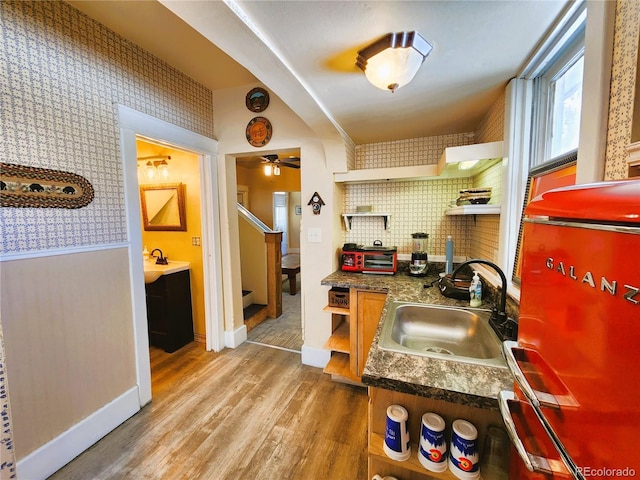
[1,247,137,459]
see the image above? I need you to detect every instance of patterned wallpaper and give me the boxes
[604,0,640,180]
[469,90,506,262]
[343,178,473,257]
[344,133,477,257]
[0,0,214,254]
[355,133,474,169]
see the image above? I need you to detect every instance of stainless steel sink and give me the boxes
[378,302,504,366]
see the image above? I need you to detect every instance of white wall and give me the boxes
[214,83,340,365]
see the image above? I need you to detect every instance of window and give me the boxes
[499,1,589,293]
[530,15,585,167]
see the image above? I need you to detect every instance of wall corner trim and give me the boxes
[224,325,247,348]
[16,386,139,479]
[301,345,330,369]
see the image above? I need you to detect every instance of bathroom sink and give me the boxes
[378,302,504,367]
[143,261,190,284]
[144,269,163,284]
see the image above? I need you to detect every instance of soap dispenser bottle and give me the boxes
[143,246,149,262]
[469,271,482,307]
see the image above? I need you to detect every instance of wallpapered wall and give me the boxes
[604,0,640,180]
[469,91,506,262]
[344,133,476,257]
[0,0,214,254]
[344,95,506,261]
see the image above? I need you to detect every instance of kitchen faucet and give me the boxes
[150,248,168,265]
[451,259,518,341]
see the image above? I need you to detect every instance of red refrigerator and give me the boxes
[500,180,640,479]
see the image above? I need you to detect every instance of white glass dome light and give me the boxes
[357,32,433,93]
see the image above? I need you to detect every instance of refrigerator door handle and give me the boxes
[498,390,538,473]
[503,340,579,409]
[503,340,540,408]
[498,390,580,479]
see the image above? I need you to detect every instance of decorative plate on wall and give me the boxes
[245,87,270,112]
[246,116,273,147]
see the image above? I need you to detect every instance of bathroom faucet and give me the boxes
[150,248,168,265]
[451,259,518,341]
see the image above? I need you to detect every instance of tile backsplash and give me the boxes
[344,131,503,259]
[343,178,473,257]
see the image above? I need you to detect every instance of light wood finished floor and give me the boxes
[48,342,368,480]
[247,275,303,351]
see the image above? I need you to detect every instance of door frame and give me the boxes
[118,105,225,405]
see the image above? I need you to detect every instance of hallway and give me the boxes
[246,271,303,352]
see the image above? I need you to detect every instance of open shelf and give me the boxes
[323,320,350,353]
[323,305,350,316]
[370,433,459,479]
[342,213,391,231]
[323,352,352,376]
[445,205,501,216]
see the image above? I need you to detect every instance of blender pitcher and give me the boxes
[410,233,429,276]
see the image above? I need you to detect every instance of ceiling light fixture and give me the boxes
[273,164,281,176]
[356,31,433,93]
[458,160,480,171]
[264,164,273,176]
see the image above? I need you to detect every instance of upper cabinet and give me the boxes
[334,141,503,183]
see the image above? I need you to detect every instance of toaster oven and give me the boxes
[340,244,397,274]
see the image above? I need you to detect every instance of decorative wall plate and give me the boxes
[246,116,273,147]
[245,87,270,112]
[0,162,94,209]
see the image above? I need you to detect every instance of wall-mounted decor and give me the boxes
[140,183,187,231]
[246,116,272,147]
[295,205,302,215]
[245,87,270,112]
[307,191,325,215]
[0,162,94,209]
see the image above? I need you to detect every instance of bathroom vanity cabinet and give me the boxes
[145,269,194,353]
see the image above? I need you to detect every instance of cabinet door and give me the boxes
[356,290,386,378]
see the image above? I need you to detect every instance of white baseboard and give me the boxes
[17,386,140,480]
[224,324,247,348]
[301,345,330,369]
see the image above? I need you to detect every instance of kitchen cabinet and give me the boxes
[145,269,194,353]
[323,288,387,382]
[368,387,503,480]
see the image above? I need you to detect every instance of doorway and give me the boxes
[234,151,303,353]
[119,105,225,406]
[136,138,206,351]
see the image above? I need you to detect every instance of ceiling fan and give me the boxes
[259,154,300,175]
[260,154,300,169]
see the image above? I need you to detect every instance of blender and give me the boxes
[409,233,429,276]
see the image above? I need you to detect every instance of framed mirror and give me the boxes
[512,151,577,285]
[140,183,187,231]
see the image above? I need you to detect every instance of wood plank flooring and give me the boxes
[247,276,303,351]
[48,342,368,480]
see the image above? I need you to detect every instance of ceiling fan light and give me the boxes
[263,164,273,176]
[273,165,281,176]
[357,32,432,92]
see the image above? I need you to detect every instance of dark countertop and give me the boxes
[321,269,513,410]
